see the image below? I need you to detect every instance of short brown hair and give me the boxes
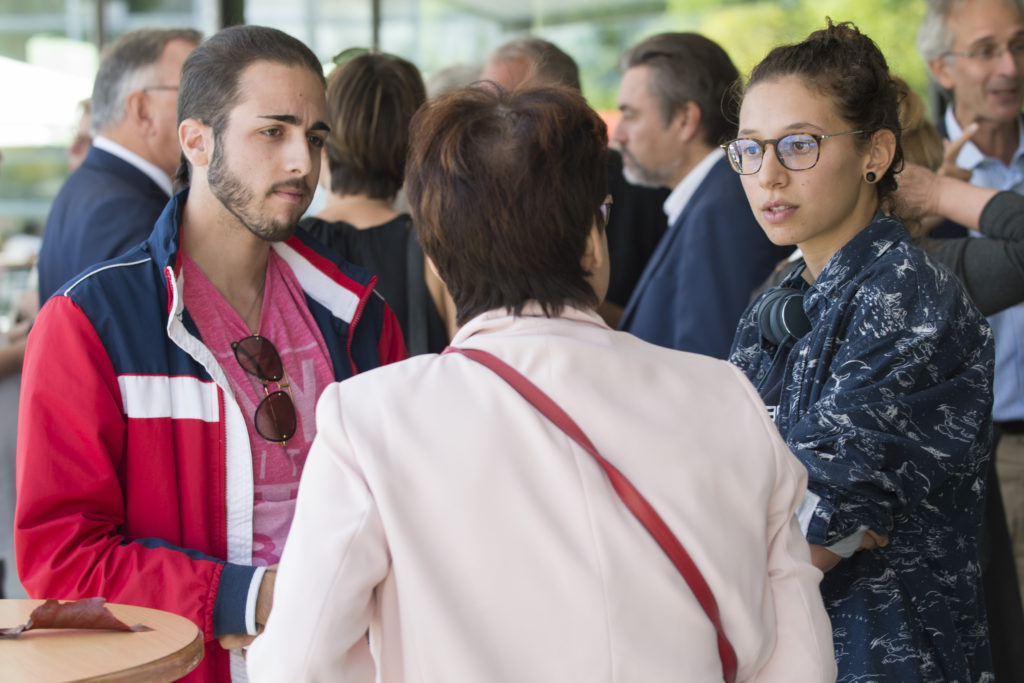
[325,53,426,200]
[406,84,608,325]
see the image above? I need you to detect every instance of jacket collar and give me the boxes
[620,157,736,326]
[781,215,908,309]
[148,188,377,317]
[452,304,608,345]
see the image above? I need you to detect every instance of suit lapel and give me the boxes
[620,159,728,328]
[84,146,168,199]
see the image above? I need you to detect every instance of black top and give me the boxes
[604,150,670,307]
[302,213,448,355]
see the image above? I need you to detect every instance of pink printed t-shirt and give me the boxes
[182,248,337,565]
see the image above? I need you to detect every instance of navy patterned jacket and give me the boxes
[730,216,995,682]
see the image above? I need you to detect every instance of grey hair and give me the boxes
[918,0,1024,62]
[487,36,581,90]
[620,32,740,147]
[90,28,202,133]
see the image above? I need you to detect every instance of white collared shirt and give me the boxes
[662,147,726,225]
[92,135,173,197]
[946,108,1024,190]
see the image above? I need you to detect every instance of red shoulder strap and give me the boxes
[444,346,738,683]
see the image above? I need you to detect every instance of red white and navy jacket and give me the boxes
[15,190,407,682]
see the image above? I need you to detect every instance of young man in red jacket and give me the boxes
[15,25,406,682]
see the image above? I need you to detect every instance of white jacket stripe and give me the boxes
[273,241,359,322]
[118,375,220,421]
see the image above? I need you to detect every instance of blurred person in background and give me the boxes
[0,147,36,601]
[918,1,1024,677]
[425,62,481,98]
[304,51,452,353]
[36,28,200,304]
[899,160,1024,317]
[481,36,670,328]
[895,73,1024,318]
[247,81,836,683]
[613,33,792,358]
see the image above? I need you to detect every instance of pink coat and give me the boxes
[248,306,836,682]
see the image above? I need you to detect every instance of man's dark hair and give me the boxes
[621,32,739,146]
[91,28,202,133]
[174,25,325,187]
[325,52,426,200]
[488,37,581,90]
[406,84,608,325]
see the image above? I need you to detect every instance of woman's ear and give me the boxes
[179,118,212,168]
[865,128,897,181]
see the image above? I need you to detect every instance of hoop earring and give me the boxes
[865,171,877,183]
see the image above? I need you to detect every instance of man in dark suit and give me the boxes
[614,33,792,359]
[37,28,200,303]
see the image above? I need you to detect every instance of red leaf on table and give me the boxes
[0,598,152,638]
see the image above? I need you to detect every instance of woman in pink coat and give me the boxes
[247,83,836,682]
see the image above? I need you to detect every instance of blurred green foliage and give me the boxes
[580,0,929,110]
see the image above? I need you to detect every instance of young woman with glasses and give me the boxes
[727,20,996,683]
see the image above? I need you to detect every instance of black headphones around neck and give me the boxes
[756,285,811,348]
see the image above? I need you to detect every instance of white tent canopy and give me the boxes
[0,56,92,149]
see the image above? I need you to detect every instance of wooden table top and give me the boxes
[0,599,203,682]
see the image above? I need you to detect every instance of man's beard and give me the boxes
[207,143,306,243]
[619,147,672,189]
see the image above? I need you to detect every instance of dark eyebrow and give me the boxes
[737,122,823,137]
[260,114,299,124]
[259,114,331,134]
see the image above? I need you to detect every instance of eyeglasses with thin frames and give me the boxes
[721,130,866,175]
[945,39,1024,62]
[141,85,179,93]
[231,335,297,445]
